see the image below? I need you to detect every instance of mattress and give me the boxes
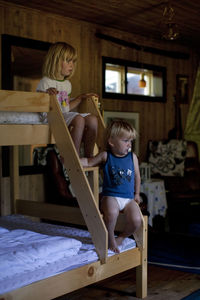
[0,112,44,124]
[0,111,89,125]
[0,215,136,295]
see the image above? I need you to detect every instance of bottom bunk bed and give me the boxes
[0,213,148,300]
[0,90,148,299]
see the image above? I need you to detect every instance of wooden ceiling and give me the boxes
[5,0,200,49]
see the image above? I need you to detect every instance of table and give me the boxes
[140,179,167,226]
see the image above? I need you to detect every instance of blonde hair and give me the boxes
[105,119,137,146]
[42,42,77,80]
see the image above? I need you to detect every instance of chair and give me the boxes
[148,139,200,233]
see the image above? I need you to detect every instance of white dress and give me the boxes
[36,77,89,125]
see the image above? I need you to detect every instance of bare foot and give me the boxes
[116,236,125,248]
[108,238,120,253]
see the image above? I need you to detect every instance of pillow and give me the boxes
[148,139,187,176]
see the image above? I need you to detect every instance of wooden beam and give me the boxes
[16,200,85,224]
[83,166,99,205]
[78,96,106,152]
[0,90,50,112]
[96,32,190,59]
[10,146,19,214]
[136,216,148,298]
[0,124,54,146]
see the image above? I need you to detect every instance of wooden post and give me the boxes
[9,145,19,214]
[136,215,148,298]
[78,96,106,152]
[83,166,99,206]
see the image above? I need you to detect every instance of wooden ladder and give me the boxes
[47,95,108,263]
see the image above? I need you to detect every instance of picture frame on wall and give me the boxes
[176,74,189,104]
[103,111,139,156]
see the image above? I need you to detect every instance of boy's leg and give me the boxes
[117,200,142,244]
[100,196,120,253]
[83,115,98,157]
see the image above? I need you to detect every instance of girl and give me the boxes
[37,42,98,157]
[81,120,142,253]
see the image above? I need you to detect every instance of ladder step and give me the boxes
[83,166,99,172]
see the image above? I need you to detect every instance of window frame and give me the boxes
[102,56,167,102]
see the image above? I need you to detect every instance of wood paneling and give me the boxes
[0,1,198,158]
[1,174,46,215]
[0,0,199,208]
[4,0,200,49]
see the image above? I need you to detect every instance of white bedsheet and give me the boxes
[0,215,136,295]
[0,229,82,277]
[0,112,45,124]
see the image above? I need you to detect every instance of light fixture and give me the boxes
[162,2,179,40]
[138,47,146,88]
[139,73,146,88]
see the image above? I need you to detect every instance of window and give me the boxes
[105,64,125,94]
[103,57,166,102]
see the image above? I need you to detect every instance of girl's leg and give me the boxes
[69,115,85,156]
[82,114,98,157]
[100,196,120,253]
[116,200,142,246]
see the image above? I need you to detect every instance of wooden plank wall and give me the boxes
[1,174,46,215]
[0,0,199,160]
[0,0,199,212]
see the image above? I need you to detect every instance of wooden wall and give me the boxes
[0,0,199,160]
[1,174,46,215]
[0,0,199,213]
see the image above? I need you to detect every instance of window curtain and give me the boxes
[184,66,200,159]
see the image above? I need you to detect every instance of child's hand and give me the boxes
[84,93,99,100]
[80,157,88,167]
[134,193,141,205]
[46,88,58,95]
[78,93,99,101]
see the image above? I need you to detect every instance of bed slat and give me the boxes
[16,200,85,224]
[0,90,50,112]
[0,124,54,146]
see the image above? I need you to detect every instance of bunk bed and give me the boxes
[0,89,147,300]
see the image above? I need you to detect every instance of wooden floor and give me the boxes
[55,264,200,300]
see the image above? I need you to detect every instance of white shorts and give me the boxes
[39,112,90,126]
[115,197,133,211]
[63,112,90,126]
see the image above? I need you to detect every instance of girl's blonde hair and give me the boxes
[42,42,77,80]
[105,119,137,146]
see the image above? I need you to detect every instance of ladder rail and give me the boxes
[48,95,108,263]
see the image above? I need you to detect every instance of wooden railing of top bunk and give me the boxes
[0,89,108,261]
[0,90,147,298]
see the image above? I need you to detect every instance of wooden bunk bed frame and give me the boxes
[0,89,147,300]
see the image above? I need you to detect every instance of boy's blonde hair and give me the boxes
[105,119,137,146]
[42,42,77,80]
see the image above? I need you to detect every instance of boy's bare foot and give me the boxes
[116,236,125,248]
[108,237,120,253]
[108,235,126,253]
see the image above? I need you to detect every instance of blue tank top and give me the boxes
[102,151,135,198]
